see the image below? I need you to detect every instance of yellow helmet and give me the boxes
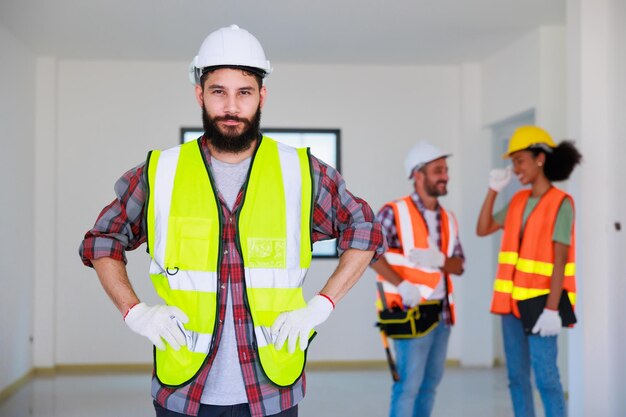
[503,126,557,159]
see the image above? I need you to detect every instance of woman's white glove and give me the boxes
[124,302,189,350]
[271,295,334,354]
[397,281,421,308]
[532,308,561,337]
[488,166,512,192]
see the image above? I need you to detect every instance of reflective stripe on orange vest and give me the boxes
[491,187,577,319]
[376,195,458,324]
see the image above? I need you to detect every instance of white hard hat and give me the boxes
[189,24,273,85]
[404,141,451,179]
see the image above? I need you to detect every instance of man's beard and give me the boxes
[202,105,261,153]
[423,177,448,197]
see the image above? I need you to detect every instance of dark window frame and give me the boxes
[179,127,341,259]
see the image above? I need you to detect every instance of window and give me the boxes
[180,127,341,258]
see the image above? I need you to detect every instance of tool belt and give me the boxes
[377,300,442,339]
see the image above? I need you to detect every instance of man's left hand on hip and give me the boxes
[270,295,334,354]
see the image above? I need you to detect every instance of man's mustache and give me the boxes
[214,115,249,123]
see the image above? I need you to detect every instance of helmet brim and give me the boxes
[201,65,267,79]
[502,143,554,159]
[407,154,451,179]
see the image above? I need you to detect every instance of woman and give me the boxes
[476,126,582,417]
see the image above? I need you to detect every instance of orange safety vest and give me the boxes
[491,187,576,318]
[377,195,459,324]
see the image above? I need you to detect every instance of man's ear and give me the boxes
[195,84,204,108]
[412,168,426,190]
[259,85,267,109]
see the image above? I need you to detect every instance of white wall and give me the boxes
[452,27,568,369]
[49,61,464,364]
[55,61,198,364]
[567,0,626,415]
[0,25,36,392]
[453,63,496,367]
[32,57,58,369]
[482,27,566,130]
[608,0,626,412]
[537,27,567,138]
[482,30,541,127]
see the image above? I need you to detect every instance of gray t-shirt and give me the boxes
[210,157,251,211]
[201,156,250,405]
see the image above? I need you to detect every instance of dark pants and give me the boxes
[154,401,298,417]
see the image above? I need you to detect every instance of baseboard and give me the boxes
[306,359,460,371]
[0,359,466,403]
[0,364,153,404]
[51,363,153,374]
[306,360,388,371]
[40,360,462,374]
[0,369,35,405]
[446,359,461,368]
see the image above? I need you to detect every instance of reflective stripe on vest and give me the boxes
[490,188,577,318]
[376,196,458,323]
[145,137,313,387]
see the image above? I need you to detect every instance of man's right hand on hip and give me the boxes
[124,302,189,351]
[397,281,421,308]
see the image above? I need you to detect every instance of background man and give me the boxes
[371,140,465,417]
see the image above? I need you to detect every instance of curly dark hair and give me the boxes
[531,141,582,181]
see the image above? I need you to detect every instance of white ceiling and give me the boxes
[0,0,565,65]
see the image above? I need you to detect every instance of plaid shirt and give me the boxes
[80,138,384,416]
[376,192,464,324]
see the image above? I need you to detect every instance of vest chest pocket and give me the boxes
[167,217,217,271]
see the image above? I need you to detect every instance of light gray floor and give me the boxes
[0,367,521,417]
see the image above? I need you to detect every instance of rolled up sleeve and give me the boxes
[79,163,147,267]
[310,157,385,261]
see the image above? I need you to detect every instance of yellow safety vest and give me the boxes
[145,136,313,387]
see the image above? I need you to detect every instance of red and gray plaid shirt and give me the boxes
[79,138,384,416]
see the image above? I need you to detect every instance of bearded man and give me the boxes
[370,140,465,417]
[79,25,384,417]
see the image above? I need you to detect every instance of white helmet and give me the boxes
[404,141,451,179]
[189,24,273,85]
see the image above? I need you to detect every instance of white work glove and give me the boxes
[397,281,421,308]
[532,308,562,337]
[409,240,445,269]
[488,166,512,192]
[271,295,334,354]
[124,302,189,351]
